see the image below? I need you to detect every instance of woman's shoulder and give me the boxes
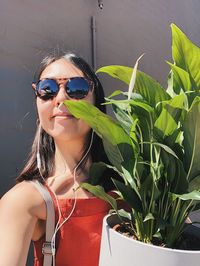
[0,181,46,220]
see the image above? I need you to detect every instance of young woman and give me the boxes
[0,53,115,266]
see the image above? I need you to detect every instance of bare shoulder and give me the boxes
[0,181,46,264]
[0,181,46,220]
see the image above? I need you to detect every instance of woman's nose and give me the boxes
[54,85,69,106]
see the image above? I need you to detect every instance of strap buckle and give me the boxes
[42,241,55,255]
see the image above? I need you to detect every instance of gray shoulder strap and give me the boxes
[30,180,55,266]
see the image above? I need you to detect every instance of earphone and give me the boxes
[37,126,94,266]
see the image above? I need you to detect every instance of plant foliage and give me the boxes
[64,24,200,248]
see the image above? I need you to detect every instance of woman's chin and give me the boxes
[51,117,78,133]
[43,119,91,142]
[50,129,79,141]
[48,127,90,142]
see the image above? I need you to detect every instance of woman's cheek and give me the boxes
[37,100,53,132]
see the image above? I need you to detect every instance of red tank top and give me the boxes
[33,194,111,266]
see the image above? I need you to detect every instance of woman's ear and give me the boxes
[32,83,36,90]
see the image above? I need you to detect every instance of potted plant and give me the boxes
[64,24,200,266]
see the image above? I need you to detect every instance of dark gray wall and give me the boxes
[1,0,200,194]
[0,0,200,264]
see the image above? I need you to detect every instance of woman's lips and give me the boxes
[52,112,75,119]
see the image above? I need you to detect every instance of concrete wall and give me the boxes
[0,0,200,264]
[1,0,200,194]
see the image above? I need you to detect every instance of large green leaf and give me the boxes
[121,159,139,196]
[128,100,155,159]
[186,91,200,109]
[171,23,200,89]
[159,144,188,194]
[129,100,154,113]
[154,93,186,138]
[112,178,142,212]
[163,129,184,154]
[167,62,192,93]
[118,209,132,221]
[172,190,200,201]
[188,175,200,192]
[139,174,161,217]
[97,65,170,110]
[102,138,124,172]
[97,65,132,84]
[143,213,155,222]
[103,98,154,114]
[112,102,133,134]
[171,158,188,193]
[88,162,108,185]
[182,97,200,181]
[64,100,134,171]
[152,142,178,159]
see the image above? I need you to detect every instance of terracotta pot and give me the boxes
[99,214,200,266]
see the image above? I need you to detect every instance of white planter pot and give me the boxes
[99,214,200,266]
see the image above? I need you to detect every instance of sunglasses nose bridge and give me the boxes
[54,84,70,105]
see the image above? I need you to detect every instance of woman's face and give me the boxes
[35,58,95,142]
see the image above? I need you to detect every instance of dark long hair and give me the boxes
[17,52,116,191]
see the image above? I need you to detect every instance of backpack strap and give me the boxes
[30,180,55,266]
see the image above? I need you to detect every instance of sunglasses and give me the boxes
[34,77,93,101]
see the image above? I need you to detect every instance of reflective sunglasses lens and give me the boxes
[66,77,90,99]
[36,79,58,100]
